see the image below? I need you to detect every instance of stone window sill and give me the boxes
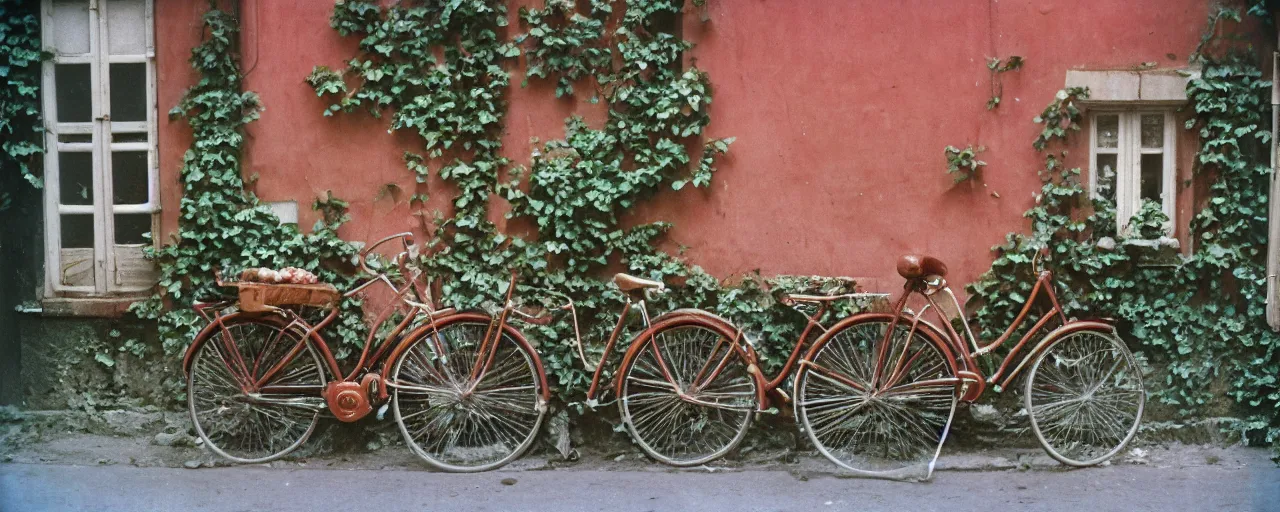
[22,296,147,318]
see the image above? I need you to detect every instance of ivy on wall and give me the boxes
[309,0,849,410]
[132,7,366,358]
[944,144,986,183]
[0,0,44,211]
[967,13,1280,455]
[985,55,1023,110]
[516,0,612,98]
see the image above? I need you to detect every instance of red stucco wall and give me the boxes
[155,0,1225,293]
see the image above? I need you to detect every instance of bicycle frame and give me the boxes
[573,290,751,404]
[886,269,1119,403]
[761,293,880,395]
[579,295,650,402]
[575,288,876,411]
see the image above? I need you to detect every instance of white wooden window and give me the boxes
[40,0,158,296]
[1089,110,1176,235]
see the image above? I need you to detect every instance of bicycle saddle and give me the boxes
[613,273,664,292]
[896,254,948,280]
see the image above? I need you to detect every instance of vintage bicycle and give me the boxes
[568,253,1144,479]
[559,272,762,466]
[183,232,553,472]
[789,252,1145,479]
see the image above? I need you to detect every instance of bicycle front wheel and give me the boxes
[795,316,959,480]
[1026,329,1145,466]
[187,315,326,463]
[391,317,547,472]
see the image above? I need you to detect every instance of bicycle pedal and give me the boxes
[376,403,390,421]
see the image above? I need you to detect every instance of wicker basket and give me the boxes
[232,281,340,313]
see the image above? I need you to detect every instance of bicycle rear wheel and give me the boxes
[391,317,546,472]
[795,316,959,480]
[617,318,757,466]
[1026,329,1145,466]
[187,315,326,463]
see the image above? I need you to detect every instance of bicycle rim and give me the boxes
[392,320,546,472]
[619,322,757,466]
[796,318,958,480]
[188,318,325,463]
[1026,329,1145,466]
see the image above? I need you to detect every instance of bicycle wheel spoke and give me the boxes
[189,318,323,464]
[394,320,544,472]
[627,376,679,391]
[620,323,756,466]
[798,318,956,479]
[1027,331,1144,466]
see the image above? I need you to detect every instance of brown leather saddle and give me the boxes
[613,273,664,299]
[896,254,948,280]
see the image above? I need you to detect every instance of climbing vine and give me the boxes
[985,55,1023,110]
[0,0,44,211]
[310,0,853,413]
[516,0,612,98]
[132,6,365,358]
[944,144,986,183]
[968,11,1280,456]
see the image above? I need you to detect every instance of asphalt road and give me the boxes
[1,460,1277,512]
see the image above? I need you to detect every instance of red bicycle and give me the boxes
[790,252,1145,479]
[183,233,552,472]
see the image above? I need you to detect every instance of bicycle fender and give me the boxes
[613,313,767,410]
[181,312,286,377]
[386,312,552,402]
[997,320,1116,390]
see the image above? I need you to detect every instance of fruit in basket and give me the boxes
[239,266,320,285]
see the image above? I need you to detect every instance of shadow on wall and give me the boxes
[0,170,43,405]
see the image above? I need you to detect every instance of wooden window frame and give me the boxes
[1088,109,1177,236]
[40,0,159,298]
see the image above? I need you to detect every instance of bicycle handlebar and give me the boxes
[359,232,416,276]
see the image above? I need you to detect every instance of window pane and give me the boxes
[112,132,149,143]
[51,0,91,54]
[60,248,96,287]
[109,63,147,122]
[114,245,158,288]
[58,133,93,143]
[1140,154,1164,202]
[114,213,151,245]
[1095,115,1119,149]
[1141,114,1164,148]
[55,64,93,123]
[1095,154,1118,202]
[61,214,95,248]
[58,152,94,206]
[106,0,148,55]
[112,151,148,204]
